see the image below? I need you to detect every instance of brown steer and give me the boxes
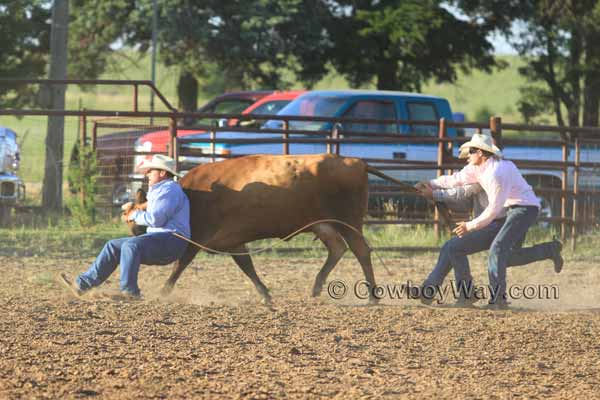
[131,154,396,304]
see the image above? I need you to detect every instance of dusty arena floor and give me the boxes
[1,251,599,398]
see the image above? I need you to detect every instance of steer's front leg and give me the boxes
[161,245,200,296]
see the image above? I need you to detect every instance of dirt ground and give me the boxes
[1,251,599,399]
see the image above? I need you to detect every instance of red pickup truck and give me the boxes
[96,90,304,205]
[95,91,274,206]
[132,90,305,166]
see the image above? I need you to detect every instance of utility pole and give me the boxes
[150,0,158,123]
[42,0,69,211]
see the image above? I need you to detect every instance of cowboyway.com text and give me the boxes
[326,280,559,303]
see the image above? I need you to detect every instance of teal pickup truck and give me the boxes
[181,90,600,218]
[182,90,459,182]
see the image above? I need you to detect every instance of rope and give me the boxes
[171,218,395,276]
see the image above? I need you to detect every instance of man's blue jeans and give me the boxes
[486,205,539,303]
[423,206,542,300]
[76,232,188,296]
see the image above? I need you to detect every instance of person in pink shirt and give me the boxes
[421,133,541,309]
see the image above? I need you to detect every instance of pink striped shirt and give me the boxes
[430,158,540,231]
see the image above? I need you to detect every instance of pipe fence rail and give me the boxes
[3,79,600,252]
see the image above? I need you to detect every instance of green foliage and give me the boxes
[68,0,320,95]
[423,55,526,122]
[67,0,500,105]
[0,0,50,108]
[68,0,141,80]
[66,142,98,226]
[518,85,554,124]
[474,105,493,122]
[325,0,498,91]
[456,0,600,130]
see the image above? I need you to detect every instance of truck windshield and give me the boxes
[263,96,347,131]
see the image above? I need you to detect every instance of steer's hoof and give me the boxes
[261,296,275,310]
[369,296,381,306]
[159,285,174,297]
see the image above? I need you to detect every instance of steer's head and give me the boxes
[122,189,148,236]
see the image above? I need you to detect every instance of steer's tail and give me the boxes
[365,164,454,229]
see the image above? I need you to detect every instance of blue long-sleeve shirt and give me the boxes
[131,179,191,238]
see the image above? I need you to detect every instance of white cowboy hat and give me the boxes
[458,133,502,159]
[137,154,181,177]
[458,146,470,159]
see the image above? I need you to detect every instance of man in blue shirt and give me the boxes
[60,154,190,299]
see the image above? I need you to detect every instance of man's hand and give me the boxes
[121,201,133,212]
[453,221,470,237]
[121,202,134,223]
[414,181,431,191]
[415,181,433,200]
[120,212,130,223]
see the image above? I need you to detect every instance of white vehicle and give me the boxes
[0,127,25,225]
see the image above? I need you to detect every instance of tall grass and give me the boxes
[0,216,582,260]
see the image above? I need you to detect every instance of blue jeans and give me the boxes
[76,232,188,296]
[487,206,539,303]
[424,207,543,300]
[423,219,506,297]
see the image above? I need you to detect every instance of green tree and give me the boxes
[323,0,498,91]
[68,0,138,80]
[153,0,332,99]
[68,0,324,108]
[456,0,600,134]
[68,0,501,107]
[0,0,50,108]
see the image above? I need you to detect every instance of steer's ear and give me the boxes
[135,189,147,205]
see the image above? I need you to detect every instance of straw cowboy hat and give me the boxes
[458,133,502,159]
[137,154,181,177]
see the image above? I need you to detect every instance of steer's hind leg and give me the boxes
[311,223,348,297]
[339,227,378,304]
[231,246,272,305]
[161,245,200,296]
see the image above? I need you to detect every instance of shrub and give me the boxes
[66,142,98,226]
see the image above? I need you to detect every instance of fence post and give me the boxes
[91,121,97,151]
[326,124,332,154]
[172,120,180,174]
[332,123,341,156]
[133,84,138,112]
[561,140,568,241]
[435,118,447,239]
[210,121,216,162]
[490,116,502,148]
[283,120,289,155]
[79,113,87,147]
[571,138,580,251]
[79,113,87,206]
[169,117,177,159]
[489,112,502,245]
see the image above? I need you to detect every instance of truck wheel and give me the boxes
[525,175,562,229]
[0,206,11,227]
[536,196,554,229]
